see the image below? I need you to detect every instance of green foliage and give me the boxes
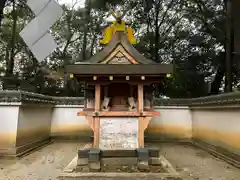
[0,0,237,97]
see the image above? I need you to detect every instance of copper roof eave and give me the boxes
[66,64,173,75]
[83,32,156,64]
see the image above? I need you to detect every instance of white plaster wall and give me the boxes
[99,117,139,149]
[0,105,19,150]
[192,108,240,155]
[16,105,53,146]
[146,106,192,140]
[51,105,92,139]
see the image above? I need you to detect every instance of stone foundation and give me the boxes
[59,148,182,180]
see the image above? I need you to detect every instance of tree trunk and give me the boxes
[154,3,160,62]
[225,0,233,92]
[82,0,91,60]
[210,67,225,94]
[0,0,7,26]
[6,0,17,77]
[210,53,226,94]
[90,33,97,56]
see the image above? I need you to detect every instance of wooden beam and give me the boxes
[138,84,144,112]
[86,81,160,85]
[66,64,173,75]
[77,111,160,117]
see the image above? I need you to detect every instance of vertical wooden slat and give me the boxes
[138,84,144,147]
[138,84,144,112]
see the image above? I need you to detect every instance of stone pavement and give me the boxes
[0,142,239,180]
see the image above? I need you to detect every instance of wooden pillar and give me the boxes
[138,117,144,148]
[95,84,101,111]
[94,84,101,147]
[138,84,144,147]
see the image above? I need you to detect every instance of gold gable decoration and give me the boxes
[108,56,132,64]
[101,45,138,64]
[100,10,137,45]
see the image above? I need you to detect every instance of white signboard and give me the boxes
[99,117,139,150]
[27,0,52,16]
[20,0,63,62]
[31,33,57,62]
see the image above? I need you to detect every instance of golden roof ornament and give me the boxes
[100,9,137,45]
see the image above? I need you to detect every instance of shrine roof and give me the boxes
[66,32,173,76]
[80,32,156,64]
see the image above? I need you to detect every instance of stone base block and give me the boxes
[101,149,137,157]
[89,162,101,172]
[136,148,150,161]
[77,158,88,166]
[137,161,149,172]
[149,157,162,166]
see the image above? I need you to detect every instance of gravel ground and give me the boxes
[0,142,239,180]
[0,142,84,180]
[146,143,240,180]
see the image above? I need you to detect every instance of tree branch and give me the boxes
[0,0,7,26]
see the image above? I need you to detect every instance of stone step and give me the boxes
[57,172,182,180]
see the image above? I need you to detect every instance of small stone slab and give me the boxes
[137,161,150,172]
[75,165,89,172]
[97,149,159,158]
[88,148,101,163]
[78,149,90,158]
[101,157,138,166]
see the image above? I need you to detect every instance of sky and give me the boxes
[58,0,85,8]
[58,0,115,21]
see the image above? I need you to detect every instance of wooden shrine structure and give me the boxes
[66,11,173,149]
